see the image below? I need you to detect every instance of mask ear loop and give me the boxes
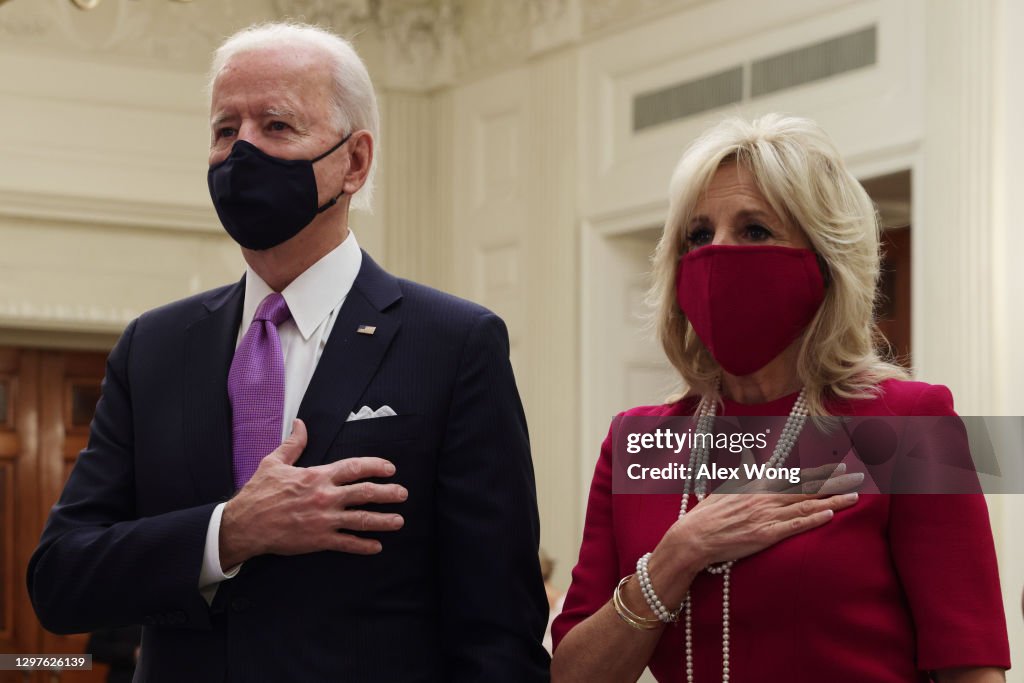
[313,131,354,213]
[312,131,353,162]
[316,189,345,214]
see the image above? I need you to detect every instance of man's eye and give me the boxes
[215,127,237,140]
[268,121,290,132]
[686,228,713,246]
[746,224,773,241]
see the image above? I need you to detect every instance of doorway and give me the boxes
[0,347,111,683]
[860,170,912,367]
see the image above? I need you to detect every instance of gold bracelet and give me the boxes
[612,575,661,630]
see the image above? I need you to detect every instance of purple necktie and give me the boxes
[229,292,291,489]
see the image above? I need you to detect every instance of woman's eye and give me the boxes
[686,227,713,246]
[746,224,773,241]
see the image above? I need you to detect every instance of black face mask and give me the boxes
[207,133,352,250]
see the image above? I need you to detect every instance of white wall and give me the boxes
[448,51,582,590]
[0,0,285,345]
[992,0,1024,664]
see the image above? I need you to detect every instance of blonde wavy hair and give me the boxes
[649,114,908,416]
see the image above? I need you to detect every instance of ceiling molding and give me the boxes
[0,188,221,234]
[0,303,133,335]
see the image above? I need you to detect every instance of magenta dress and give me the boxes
[553,379,1010,682]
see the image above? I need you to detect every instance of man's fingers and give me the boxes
[270,419,308,466]
[339,482,408,507]
[328,457,397,484]
[334,509,405,533]
[326,532,384,555]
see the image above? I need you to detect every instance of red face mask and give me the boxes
[676,245,825,376]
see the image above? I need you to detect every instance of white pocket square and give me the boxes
[346,405,397,421]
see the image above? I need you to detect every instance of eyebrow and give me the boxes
[210,112,236,129]
[263,106,300,121]
[209,107,307,130]
[736,209,777,224]
[689,208,778,225]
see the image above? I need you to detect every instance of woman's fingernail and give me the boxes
[844,492,859,503]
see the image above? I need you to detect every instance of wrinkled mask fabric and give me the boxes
[208,133,352,250]
[676,245,825,376]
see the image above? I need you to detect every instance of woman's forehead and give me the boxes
[694,162,779,215]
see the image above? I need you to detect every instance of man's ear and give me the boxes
[342,130,374,195]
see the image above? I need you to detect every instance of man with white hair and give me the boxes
[28,22,550,682]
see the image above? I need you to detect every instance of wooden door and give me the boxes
[877,227,912,366]
[0,348,40,683]
[0,347,112,683]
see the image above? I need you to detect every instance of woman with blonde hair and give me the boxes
[550,114,1009,682]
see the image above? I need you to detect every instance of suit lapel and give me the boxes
[295,252,403,469]
[183,279,244,503]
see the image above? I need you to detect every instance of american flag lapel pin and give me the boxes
[357,324,377,335]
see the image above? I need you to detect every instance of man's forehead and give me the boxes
[214,44,331,86]
[211,49,333,118]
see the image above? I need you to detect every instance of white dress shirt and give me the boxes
[198,232,363,603]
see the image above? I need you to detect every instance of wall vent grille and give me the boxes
[631,25,878,132]
[633,67,743,132]
[751,26,877,97]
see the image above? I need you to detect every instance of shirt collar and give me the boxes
[241,231,363,340]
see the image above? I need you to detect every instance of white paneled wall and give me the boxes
[993,0,1024,664]
[450,51,581,589]
[0,1,277,344]
[579,0,924,223]
[377,90,454,287]
[453,66,530,375]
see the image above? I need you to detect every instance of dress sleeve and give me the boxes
[888,384,1011,671]
[551,420,619,651]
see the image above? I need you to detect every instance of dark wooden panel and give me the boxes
[0,464,9,637]
[877,226,912,367]
[1,349,39,683]
[0,379,9,430]
[37,351,109,683]
[68,384,101,432]
[0,348,110,683]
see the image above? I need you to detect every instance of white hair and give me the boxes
[209,21,380,212]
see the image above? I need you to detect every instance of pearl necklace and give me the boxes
[679,386,809,683]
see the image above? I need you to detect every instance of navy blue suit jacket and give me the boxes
[28,252,550,682]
